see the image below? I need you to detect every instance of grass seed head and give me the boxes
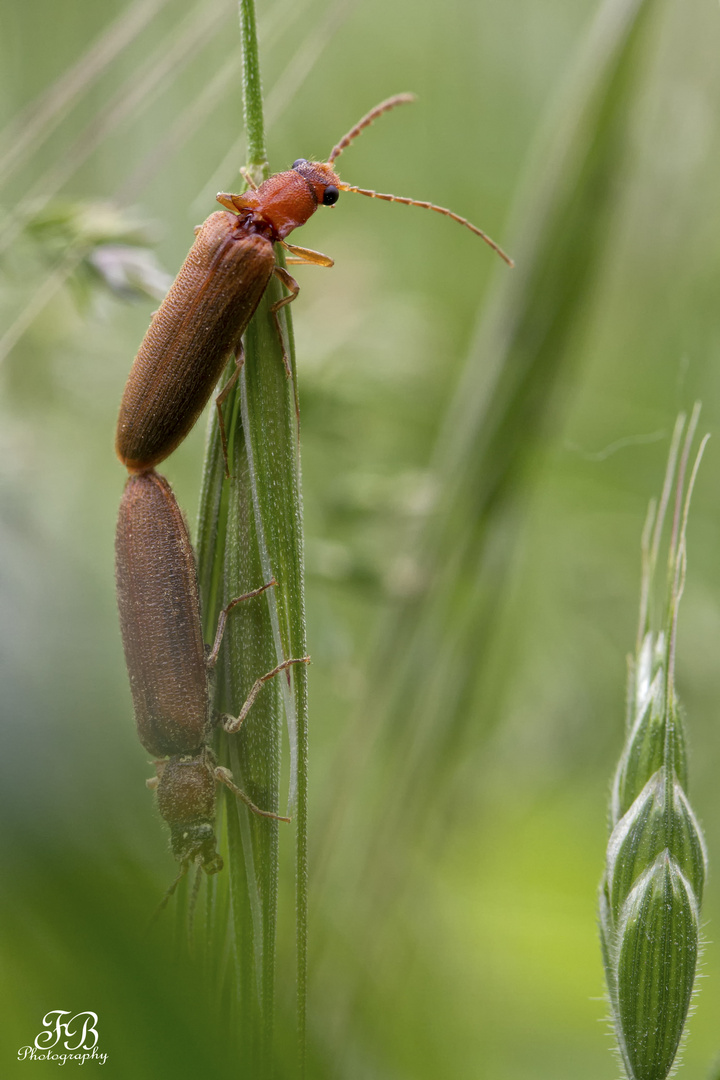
[599,409,708,1080]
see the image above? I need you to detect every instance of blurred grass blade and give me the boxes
[384,0,665,788]
[263,0,354,127]
[117,53,242,204]
[0,246,85,368]
[313,0,667,1056]
[324,0,666,838]
[194,1,309,1074]
[0,0,350,370]
[0,0,172,187]
[0,0,233,259]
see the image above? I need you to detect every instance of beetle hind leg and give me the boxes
[214,766,291,823]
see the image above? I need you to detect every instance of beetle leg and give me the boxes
[272,265,300,308]
[271,246,333,379]
[206,579,278,668]
[219,656,310,734]
[149,861,192,926]
[239,166,258,191]
[269,266,301,377]
[214,346,244,477]
[214,766,291,822]
[216,191,250,213]
[280,240,334,267]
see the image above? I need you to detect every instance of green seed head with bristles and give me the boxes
[599,407,709,1080]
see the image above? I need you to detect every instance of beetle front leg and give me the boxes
[280,240,334,267]
[216,191,247,212]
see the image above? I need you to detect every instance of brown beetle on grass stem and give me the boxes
[115,469,309,888]
[116,93,513,474]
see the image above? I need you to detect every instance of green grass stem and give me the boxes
[193,3,309,1074]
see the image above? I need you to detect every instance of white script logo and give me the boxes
[17,1011,108,1065]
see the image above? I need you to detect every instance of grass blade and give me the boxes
[312,0,669,1060]
[321,0,666,849]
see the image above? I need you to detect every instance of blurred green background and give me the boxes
[1,0,720,1076]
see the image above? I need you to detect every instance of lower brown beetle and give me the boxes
[115,469,308,878]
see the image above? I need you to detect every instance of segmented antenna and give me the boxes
[338,184,515,266]
[187,861,204,940]
[328,93,416,164]
[149,862,190,926]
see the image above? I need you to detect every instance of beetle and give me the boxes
[115,469,309,878]
[116,93,513,473]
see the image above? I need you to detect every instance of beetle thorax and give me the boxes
[238,161,341,241]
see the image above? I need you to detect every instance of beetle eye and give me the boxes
[292,158,307,169]
[323,185,339,206]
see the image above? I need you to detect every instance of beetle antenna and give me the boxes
[187,861,203,941]
[148,861,190,927]
[328,93,416,164]
[337,184,514,266]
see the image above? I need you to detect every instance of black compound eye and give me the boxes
[292,158,307,169]
[322,185,339,206]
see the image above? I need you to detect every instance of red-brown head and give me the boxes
[226,160,341,241]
